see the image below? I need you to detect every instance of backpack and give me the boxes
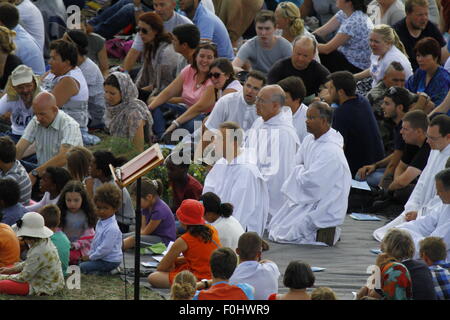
[105,38,134,60]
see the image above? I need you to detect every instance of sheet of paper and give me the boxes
[141,261,159,268]
[311,267,326,272]
[162,241,174,255]
[152,255,164,262]
[370,249,382,255]
[350,213,381,221]
[351,179,371,191]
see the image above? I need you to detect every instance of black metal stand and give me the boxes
[134,177,141,301]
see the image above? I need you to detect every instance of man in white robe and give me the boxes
[277,75,310,143]
[397,168,450,262]
[203,121,269,236]
[268,102,351,246]
[205,70,265,132]
[245,85,300,218]
[374,115,450,241]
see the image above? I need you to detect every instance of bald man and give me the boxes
[245,85,300,223]
[267,36,330,102]
[15,92,83,185]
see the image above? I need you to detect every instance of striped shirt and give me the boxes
[22,110,83,165]
[0,160,32,205]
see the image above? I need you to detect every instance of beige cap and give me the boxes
[11,64,34,86]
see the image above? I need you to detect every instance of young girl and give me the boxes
[66,146,94,182]
[148,199,221,289]
[57,180,97,265]
[26,167,72,213]
[79,184,123,275]
[122,177,176,250]
[170,270,197,300]
[201,192,244,251]
[0,212,65,296]
[85,150,135,233]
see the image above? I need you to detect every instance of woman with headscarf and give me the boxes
[104,72,154,152]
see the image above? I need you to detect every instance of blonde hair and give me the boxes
[381,229,415,261]
[311,287,338,300]
[372,24,408,57]
[0,26,15,54]
[276,1,304,37]
[170,270,197,300]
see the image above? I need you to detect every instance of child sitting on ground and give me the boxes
[0,223,20,268]
[122,177,176,250]
[419,237,450,300]
[66,146,94,182]
[0,179,27,226]
[170,270,197,300]
[311,287,338,300]
[26,167,72,212]
[79,184,123,274]
[58,180,97,265]
[0,212,65,296]
[40,204,70,277]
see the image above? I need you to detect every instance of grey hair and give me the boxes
[435,168,450,191]
[309,101,333,124]
[271,93,286,105]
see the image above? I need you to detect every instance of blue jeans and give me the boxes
[151,103,206,139]
[79,259,121,275]
[354,168,385,188]
[88,0,151,39]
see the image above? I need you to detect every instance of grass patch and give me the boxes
[0,274,164,300]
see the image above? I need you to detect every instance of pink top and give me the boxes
[180,65,214,109]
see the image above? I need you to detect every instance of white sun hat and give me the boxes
[13,212,53,239]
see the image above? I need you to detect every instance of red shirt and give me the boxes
[195,281,253,300]
[171,174,203,212]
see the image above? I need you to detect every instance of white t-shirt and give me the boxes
[210,216,245,250]
[132,11,193,51]
[370,45,412,87]
[17,0,45,53]
[292,103,310,143]
[367,0,405,26]
[216,80,243,100]
[0,95,34,136]
[205,91,258,132]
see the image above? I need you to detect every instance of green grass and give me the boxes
[0,274,165,300]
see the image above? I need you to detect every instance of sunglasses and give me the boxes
[208,72,224,79]
[137,27,150,35]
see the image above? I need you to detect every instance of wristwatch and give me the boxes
[31,169,39,177]
[201,279,209,289]
[134,5,142,11]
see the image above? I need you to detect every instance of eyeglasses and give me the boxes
[136,27,149,35]
[208,72,224,79]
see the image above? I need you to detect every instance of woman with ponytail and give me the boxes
[84,150,135,233]
[201,192,244,251]
[122,177,176,249]
[148,199,221,289]
[354,24,412,88]
[0,26,21,90]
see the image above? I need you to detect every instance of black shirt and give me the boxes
[393,120,406,151]
[267,58,330,97]
[332,94,385,176]
[0,54,22,90]
[402,259,437,300]
[401,139,431,171]
[393,18,445,71]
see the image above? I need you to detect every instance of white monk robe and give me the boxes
[397,200,450,262]
[245,107,300,217]
[292,103,311,143]
[268,128,352,245]
[203,148,270,236]
[373,144,450,241]
[205,91,259,132]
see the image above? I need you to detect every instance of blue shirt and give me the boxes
[429,261,450,300]
[406,67,450,106]
[1,203,27,226]
[12,25,45,75]
[89,214,122,263]
[189,2,234,60]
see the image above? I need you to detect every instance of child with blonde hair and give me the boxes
[170,270,197,300]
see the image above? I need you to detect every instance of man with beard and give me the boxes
[0,65,40,143]
[393,0,445,71]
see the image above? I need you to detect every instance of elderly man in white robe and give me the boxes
[396,168,450,262]
[245,84,300,220]
[203,121,269,236]
[268,101,351,246]
[374,115,450,241]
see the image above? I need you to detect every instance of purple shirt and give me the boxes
[142,198,176,245]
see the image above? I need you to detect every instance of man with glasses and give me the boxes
[232,10,292,74]
[374,114,450,241]
[245,84,300,221]
[268,101,351,246]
